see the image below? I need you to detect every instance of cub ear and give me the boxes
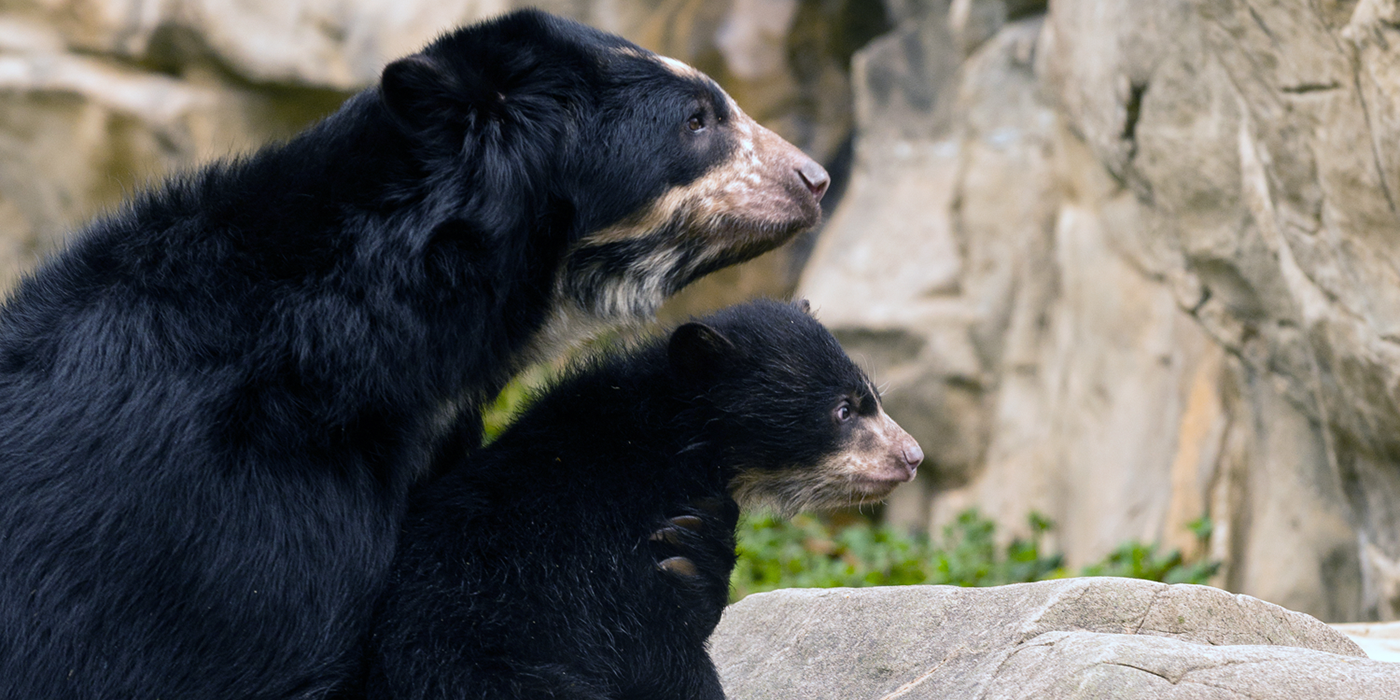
[792,298,812,315]
[668,323,737,382]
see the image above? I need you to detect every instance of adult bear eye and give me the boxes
[687,114,705,132]
[834,403,852,423]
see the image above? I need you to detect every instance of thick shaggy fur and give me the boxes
[354,300,920,700]
[0,11,827,700]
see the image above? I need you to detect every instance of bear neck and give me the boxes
[490,348,737,496]
[233,99,569,417]
[0,88,581,492]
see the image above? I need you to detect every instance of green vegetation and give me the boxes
[1076,516,1218,584]
[730,509,1219,602]
[481,374,541,443]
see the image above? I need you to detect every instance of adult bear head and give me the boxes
[378,9,829,323]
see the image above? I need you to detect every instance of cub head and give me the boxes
[379,10,828,322]
[669,300,922,514]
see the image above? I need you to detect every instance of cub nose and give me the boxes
[796,158,830,201]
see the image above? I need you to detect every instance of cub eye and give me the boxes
[834,403,853,423]
[686,114,705,132]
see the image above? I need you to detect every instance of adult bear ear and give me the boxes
[382,55,453,126]
[792,298,813,315]
[381,54,498,136]
[669,323,738,384]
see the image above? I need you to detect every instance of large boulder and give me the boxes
[797,0,1400,621]
[711,580,1400,699]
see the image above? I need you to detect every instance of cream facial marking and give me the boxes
[587,244,686,319]
[524,298,618,365]
[730,465,843,516]
[604,46,703,81]
[611,45,651,60]
[657,55,704,79]
[730,406,920,514]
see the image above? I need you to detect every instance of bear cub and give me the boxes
[355,300,923,700]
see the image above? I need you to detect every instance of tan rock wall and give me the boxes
[800,0,1400,621]
[0,10,361,292]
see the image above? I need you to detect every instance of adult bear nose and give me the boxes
[901,436,923,469]
[797,158,830,201]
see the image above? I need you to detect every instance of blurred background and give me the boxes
[3,0,1400,623]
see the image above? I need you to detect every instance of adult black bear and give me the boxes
[354,300,923,700]
[0,11,829,700]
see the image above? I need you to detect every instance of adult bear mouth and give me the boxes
[560,166,827,321]
[560,201,820,320]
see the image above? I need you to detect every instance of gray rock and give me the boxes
[711,580,1400,699]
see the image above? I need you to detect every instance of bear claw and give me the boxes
[668,515,703,531]
[649,528,681,546]
[649,515,705,545]
[657,556,699,577]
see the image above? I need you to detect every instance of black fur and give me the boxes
[0,11,819,700]
[354,300,875,700]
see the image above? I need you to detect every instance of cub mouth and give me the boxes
[848,476,908,501]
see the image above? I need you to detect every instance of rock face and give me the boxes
[711,580,1400,699]
[798,0,1400,621]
